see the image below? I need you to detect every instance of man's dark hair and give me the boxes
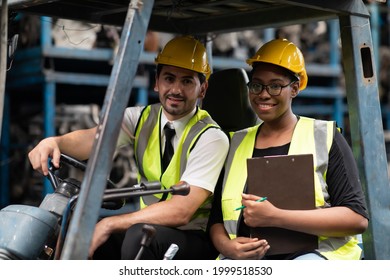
[156,64,207,85]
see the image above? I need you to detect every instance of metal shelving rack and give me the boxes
[1,15,151,199]
[1,16,346,206]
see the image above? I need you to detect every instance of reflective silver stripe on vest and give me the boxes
[222,129,251,236]
[136,104,160,181]
[314,119,332,205]
[179,116,218,175]
[222,130,248,193]
[224,220,238,236]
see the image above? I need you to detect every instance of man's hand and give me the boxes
[89,218,113,259]
[28,137,61,175]
[28,127,97,175]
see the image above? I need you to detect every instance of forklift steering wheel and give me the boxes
[46,153,117,191]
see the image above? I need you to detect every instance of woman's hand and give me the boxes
[241,193,279,228]
[221,236,270,260]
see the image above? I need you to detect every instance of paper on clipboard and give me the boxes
[246,154,318,256]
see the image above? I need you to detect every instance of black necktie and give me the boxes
[162,124,175,172]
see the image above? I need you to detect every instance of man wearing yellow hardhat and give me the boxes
[208,38,369,260]
[28,36,229,259]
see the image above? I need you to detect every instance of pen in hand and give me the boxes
[234,197,267,211]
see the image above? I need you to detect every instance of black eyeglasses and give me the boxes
[247,80,296,96]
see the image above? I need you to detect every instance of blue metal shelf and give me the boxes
[1,17,347,207]
[1,17,151,204]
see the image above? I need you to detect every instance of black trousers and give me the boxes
[93,223,218,260]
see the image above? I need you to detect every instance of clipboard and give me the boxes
[246,154,318,256]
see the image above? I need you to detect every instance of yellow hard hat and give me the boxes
[155,36,211,80]
[246,38,308,90]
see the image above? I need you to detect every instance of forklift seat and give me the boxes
[202,68,259,133]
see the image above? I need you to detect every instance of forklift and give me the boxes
[0,0,389,260]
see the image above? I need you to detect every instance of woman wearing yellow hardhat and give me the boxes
[246,38,308,91]
[208,38,369,260]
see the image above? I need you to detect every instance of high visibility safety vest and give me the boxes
[221,116,362,260]
[134,103,220,231]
